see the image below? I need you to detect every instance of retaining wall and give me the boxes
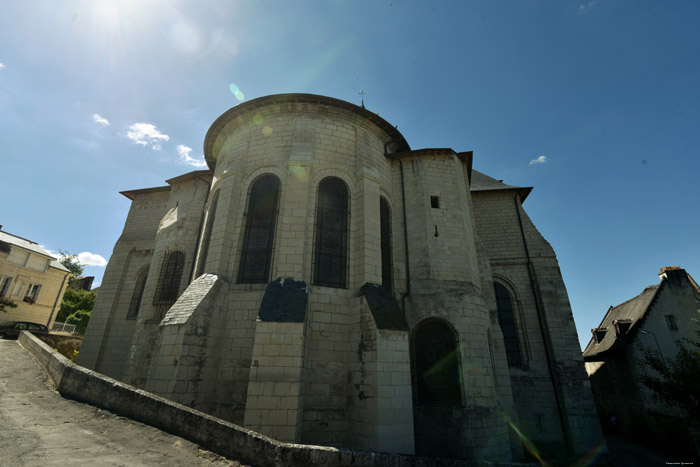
[18,331,521,467]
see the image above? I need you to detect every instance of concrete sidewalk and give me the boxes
[0,339,246,467]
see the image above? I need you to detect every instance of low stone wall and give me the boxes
[18,331,518,467]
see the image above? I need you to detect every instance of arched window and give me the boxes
[313,177,349,288]
[238,175,280,283]
[126,268,149,319]
[195,190,219,278]
[153,250,185,307]
[412,320,461,405]
[380,197,393,292]
[494,282,522,367]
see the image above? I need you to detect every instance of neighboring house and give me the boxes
[583,266,700,439]
[0,228,71,328]
[78,93,602,462]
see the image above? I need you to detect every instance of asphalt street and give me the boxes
[0,339,246,467]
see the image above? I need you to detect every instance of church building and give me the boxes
[79,93,602,461]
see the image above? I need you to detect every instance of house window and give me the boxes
[380,197,393,292]
[313,177,349,288]
[665,314,678,330]
[430,196,440,209]
[153,250,185,306]
[238,176,280,283]
[24,283,41,304]
[126,268,149,319]
[494,282,523,367]
[196,190,220,278]
[412,320,461,405]
[0,276,12,297]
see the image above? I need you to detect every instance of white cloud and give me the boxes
[176,144,207,168]
[127,123,169,150]
[43,249,107,267]
[529,155,548,165]
[77,252,108,267]
[0,63,5,70]
[92,113,110,127]
[578,1,595,13]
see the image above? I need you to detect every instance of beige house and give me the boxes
[79,93,602,462]
[0,229,71,327]
[583,266,700,440]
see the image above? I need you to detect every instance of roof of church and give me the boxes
[470,170,533,202]
[204,93,411,168]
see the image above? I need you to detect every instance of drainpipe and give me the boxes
[47,272,70,328]
[514,194,572,455]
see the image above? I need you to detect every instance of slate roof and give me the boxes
[470,170,533,202]
[582,283,661,360]
[0,230,70,273]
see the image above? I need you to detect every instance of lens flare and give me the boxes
[229,83,245,101]
[289,165,308,182]
[262,126,272,137]
[253,113,264,125]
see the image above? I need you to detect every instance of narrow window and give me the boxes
[430,196,440,209]
[238,176,280,283]
[195,190,220,278]
[126,268,149,319]
[153,250,185,306]
[380,197,393,292]
[494,282,522,367]
[313,177,349,288]
[0,276,12,297]
[665,314,678,330]
[412,320,461,405]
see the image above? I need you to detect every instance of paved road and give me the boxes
[0,339,246,467]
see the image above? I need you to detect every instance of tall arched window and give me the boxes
[313,177,349,288]
[195,190,219,278]
[238,175,280,283]
[126,268,149,319]
[412,320,461,405]
[494,282,522,367]
[380,197,393,292]
[153,250,185,308]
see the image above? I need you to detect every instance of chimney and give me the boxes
[659,266,686,285]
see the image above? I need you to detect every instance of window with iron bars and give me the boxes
[153,250,185,306]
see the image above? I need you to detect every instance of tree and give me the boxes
[58,250,84,277]
[640,335,700,422]
[57,288,96,334]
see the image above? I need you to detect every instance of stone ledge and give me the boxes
[17,331,526,467]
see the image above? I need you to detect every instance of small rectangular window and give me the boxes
[665,315,678,330]
[430,196,440,209]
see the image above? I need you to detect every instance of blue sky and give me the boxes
[1,1,699,349]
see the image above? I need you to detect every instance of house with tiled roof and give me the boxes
[0,228,72,327]
[583,266,700,441]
